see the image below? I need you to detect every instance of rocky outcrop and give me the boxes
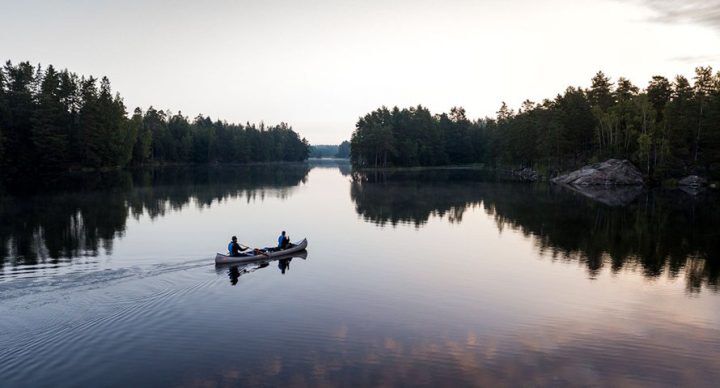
[551,159,644,186]
[678,175,707,188]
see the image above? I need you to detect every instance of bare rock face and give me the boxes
[551,159,644,186]
[678,175,707,188]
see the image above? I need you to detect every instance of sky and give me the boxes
[1,0,719,144]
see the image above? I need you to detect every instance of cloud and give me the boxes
[633,0,720,32]
[176,318,720,387]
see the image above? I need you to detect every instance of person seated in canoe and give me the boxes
[228,236,248,257]
[277,231,291,249]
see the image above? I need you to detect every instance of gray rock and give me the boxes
[678,175,707,188]
[512,167,539,182]
[551,159,644,186]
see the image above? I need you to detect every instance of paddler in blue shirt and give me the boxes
[228,236,248,257]
[277,231,290,249]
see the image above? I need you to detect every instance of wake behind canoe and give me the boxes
[215,238,308,264]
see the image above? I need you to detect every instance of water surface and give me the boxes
[1,162,719,387]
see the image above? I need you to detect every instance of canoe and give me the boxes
[214,251,308,276]
[215,238,308,264]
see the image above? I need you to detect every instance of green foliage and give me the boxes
[351,105,453,167]
[336,141,350,158]
[129,108,149,165]
[309,145,339,158]
[588,71,614,112]
[308,141,351,158]
[0,60,310,172]
[0,69,6,164]
[662,178,678,187]
[1,61,36,169]
[350,68,720,180]
[30,65,70,167]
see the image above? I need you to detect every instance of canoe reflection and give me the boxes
[217,250,308,285]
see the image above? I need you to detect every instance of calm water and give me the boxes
[1,161,719,387]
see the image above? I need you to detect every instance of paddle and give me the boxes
[228,243,256,254]
[255,248,270,258]
[242,243,270,258]
[232,241,270,258]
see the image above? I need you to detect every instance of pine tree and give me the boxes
[693,66,714,164]
[588,71,615,112]
[78,76,101,167]
[0,67,6,165]
[3,61,36,169]
[130,108,151,165]
[145,107,168,162]
[647,76,671,123]
[336,141,350,158]
[31,65,70,168]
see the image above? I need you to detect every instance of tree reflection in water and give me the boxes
[351,169,720,293]
[0,164,310,268]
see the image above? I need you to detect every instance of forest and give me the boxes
[0,61,310,173]
[309,141,350,158]
[350,67,720,180]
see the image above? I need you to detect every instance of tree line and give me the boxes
[0,61,310,173]
[309,140,350,158]
[350,67,720,180]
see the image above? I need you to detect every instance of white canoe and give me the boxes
[215,238,308,264]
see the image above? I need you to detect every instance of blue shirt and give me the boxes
[278,235,284,247]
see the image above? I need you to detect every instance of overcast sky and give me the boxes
[1,0,719,143]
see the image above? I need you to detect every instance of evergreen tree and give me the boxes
[78,76,102,167]
[0,67,6,165]
[3,61,36,169]
[130,108,151,165]
[662,76,691,174]
[349,68,720,180]
[30,65,70,168]
[168,112,192,161]
[588,71,614,112]
[693,66,714,164]
[336,141,350,158]
[647,76,672,123]
[0,60,310,172]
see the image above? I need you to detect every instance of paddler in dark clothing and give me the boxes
[228,236,248,257]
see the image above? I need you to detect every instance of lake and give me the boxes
[1,160,719,387]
